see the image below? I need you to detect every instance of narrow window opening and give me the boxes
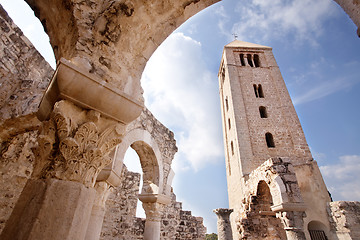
[228,118,231,130]
[265,133,275,148]
[240,54,246,66]
[221,68,225,81]
[230,141,234,155]
[253,84,259,98]
[225,97,229,111]
[254,54,260,67]
[258,84,264,98]
[259,106,267,118]
[247,54,254,67]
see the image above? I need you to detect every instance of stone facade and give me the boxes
[217,40,360,240]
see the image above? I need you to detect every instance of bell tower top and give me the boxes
[224,40,272,49]
[218,40,312,177]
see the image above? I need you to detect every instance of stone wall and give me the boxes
[101,164,207,240]
[328,201,360,240]
[100,165,144,240]
[161,195,207,240]
[0,5,53,121]
[0,5,53,234]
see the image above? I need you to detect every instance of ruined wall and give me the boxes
[100,165,144,240]
[328,201,360,240]
[101,165,207,240]
[0,5,54,234]
[161,194,207,240]
[0,5,53,120]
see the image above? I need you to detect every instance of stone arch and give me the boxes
[308,220,329,240]
[106,128,164,194]
[21,0,360,103]
[256,180,273,211]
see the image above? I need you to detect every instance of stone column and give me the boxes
[213,208,233,240]
[85,182,113,240]
[142,202,164,240]
[139,194,171,240]
[0,100,125,240]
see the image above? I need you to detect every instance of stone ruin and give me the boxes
[0,0,360,240]
[0,5,206,239]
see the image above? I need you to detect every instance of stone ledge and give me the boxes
[37,58,144,124]
[138,193,172,204]
[271,203,307,212]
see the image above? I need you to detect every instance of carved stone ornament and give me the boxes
[142,202,166,222]
[33,100,124,187]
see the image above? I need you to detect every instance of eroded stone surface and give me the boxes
[0,5,53,120]
[328,201,360,240]
[24,0,220,102]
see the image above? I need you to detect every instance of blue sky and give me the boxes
[2,0,360,234]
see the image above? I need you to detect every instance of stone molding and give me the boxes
[33,100,124,187]
[37,58,143,124]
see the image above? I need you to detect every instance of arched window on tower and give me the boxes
[253,84,259,98]
[228,118,231,130]
[230,141,234,155]
[258,84,264,98]
[221,67,225,83]
[259,106,267,118]
[265,133,275,148]
[247,54,254,67]
[254,54,261,67]
[225,97,229,111]
[253,84,264,98]
[240,53,246,66]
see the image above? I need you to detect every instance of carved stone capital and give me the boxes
[142,202,166,222]
[33,100,124,187]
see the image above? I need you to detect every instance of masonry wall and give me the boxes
[0,5,53,120]
[219,43,332,239]
[101,165,207,240]
[0,5,54,234]
[328,201,360,240]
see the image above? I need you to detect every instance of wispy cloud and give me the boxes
[292,77,355,105]
[320,155,360,201]
[227,0,338,45]
[142,32,224,172]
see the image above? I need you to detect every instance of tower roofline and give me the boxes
[224,40,272,50]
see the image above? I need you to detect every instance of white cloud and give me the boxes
[141,32,224,172]
[320,155,360,201]
[229,0,338,45]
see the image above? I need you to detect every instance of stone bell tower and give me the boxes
[218,40,332,240]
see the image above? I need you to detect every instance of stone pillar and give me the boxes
[0,100,125,240]
[278,211,306,240]
[213,208,233,240]
[142,202,164,240]
[139,194,171,240]
[85,182,113,240]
